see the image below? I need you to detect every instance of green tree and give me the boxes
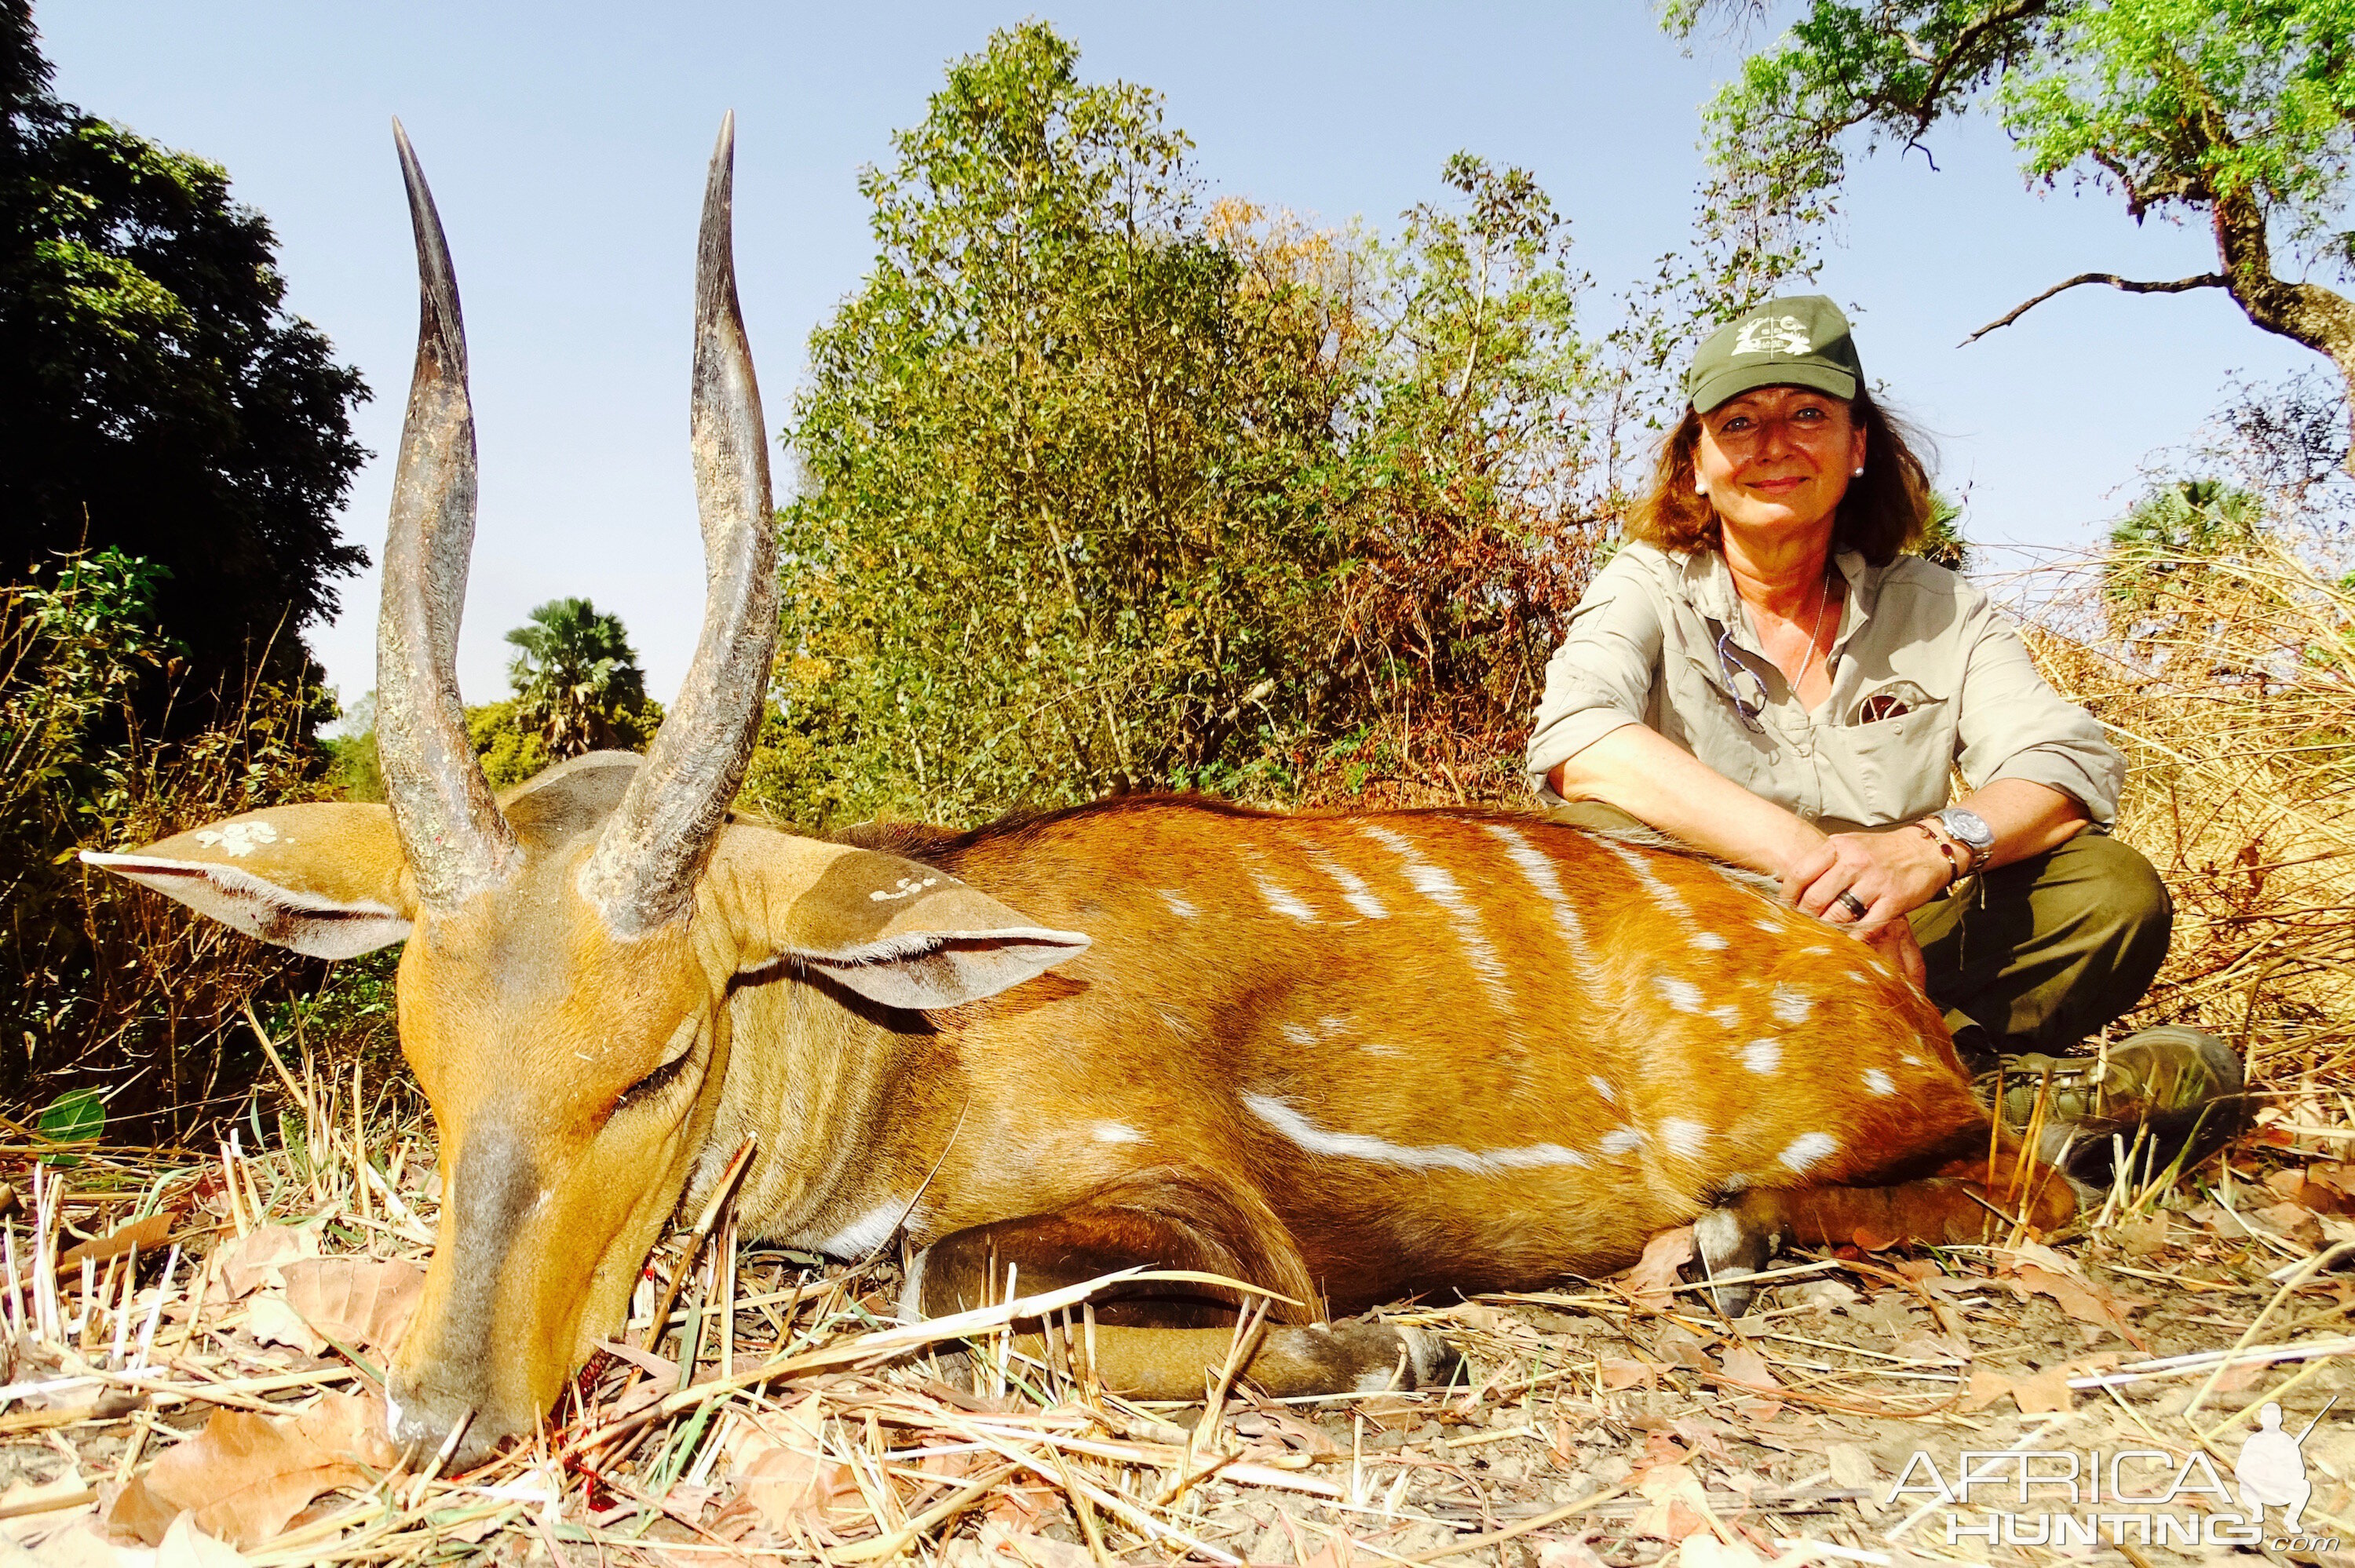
[501,596,653,760]
[762,23,1358,826]
[1667,0,2355,458]
[0,1,368,731]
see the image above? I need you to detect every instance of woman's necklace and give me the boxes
[1771,573,1833,693]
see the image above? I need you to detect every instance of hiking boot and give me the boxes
[1973,1026,2247,1176]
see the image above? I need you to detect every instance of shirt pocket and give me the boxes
[1815,697,1957,822]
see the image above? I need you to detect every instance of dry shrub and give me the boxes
[2025,522,2355,1088]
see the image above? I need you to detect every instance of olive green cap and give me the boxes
[1685,294,1861,412]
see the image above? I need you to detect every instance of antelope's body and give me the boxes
[89,121,2073,1468]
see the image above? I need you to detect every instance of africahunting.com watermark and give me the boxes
[1883,1402,2339,1553]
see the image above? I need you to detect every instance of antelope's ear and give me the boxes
[711,829,1089,1011]
[82,803,414,960]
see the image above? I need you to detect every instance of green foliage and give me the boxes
[466,698,557,791]
[503,596,654,760]
[35,1085,101,1142]
[0,2,369,735]
[2105,476,2268,619]
[759,24,1612,826]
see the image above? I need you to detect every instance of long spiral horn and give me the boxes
[377,120,518,910]
[582,114,779,935]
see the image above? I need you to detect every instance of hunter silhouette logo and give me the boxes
[2234,1400,2323,1533]
[1732,314,1813,356]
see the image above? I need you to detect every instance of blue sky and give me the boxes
[39,2,2313,711]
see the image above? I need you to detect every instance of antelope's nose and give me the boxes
[387,1366,506,1472]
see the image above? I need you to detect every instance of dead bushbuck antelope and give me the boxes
[88,119,2076,1467]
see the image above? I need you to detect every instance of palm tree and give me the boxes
[503,598,648,759]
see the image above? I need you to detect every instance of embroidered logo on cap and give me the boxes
[1732,315,1814,356]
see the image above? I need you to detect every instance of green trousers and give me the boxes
[1542,803,2172,1058]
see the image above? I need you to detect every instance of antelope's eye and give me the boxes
[615,1021,699,1112]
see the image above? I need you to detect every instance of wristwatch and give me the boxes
[1933,807,1996,874]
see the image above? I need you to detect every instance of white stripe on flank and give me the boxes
[1253,872,1320,923]
[1243,1093,1586,1172]
[1597,838,1689,917]
[1159,890,1198,919]
[1779,1132,1838,1173]
[1360,825,1515,1011]
[1588,1074,1618,1104]
[1480,825,1600,982]
[1306,849,1389,919]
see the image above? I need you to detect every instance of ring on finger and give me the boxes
[1835,891,1869,921]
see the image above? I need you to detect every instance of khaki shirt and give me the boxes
[1524,542,2123,826]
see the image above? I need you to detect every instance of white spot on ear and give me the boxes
[1599,1126,1646,1155]
[1588,1074,1617,1104]
[1862,1068,1895,1096]
[1660,1118,1710,1158]
[193,819,279,858]
[1769,984,1813,1026]
[1306,849,1389,920]
[1692,931,1729,951]
[1740,1039,1780,1073]
[1779,1132,1838,1173]
[1092,1121,1143,1145]
[867,875,941,903]
[1243,1093,1587,1172]
[1655,975,1703,1012]
[1159,890,1197,919]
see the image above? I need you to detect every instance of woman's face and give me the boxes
[1693,385,1867,548]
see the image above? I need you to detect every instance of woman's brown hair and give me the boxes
[1626,390,1937,566]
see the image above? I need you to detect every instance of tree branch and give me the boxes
[1959,272,2226,345]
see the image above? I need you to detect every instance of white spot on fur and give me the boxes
[1588,1074,1617,1104]
[1252,872,1320,923]
[1740,1039,1781,1073]
[1660,1118,1710,1158]
[1707,1004,1741,1027]
[385,1390,403,1438]
[1655,975,1703,1012]
[867,875,940,903]
[1802,945,1832,956]
[1863,1068,1895,1096]
[1159,890,1197,919]
[1306,849,1389,920]
[1481,825,1600,982]
[1243,1093,1587,1172]
[1846,970,1868,985]
[1597,837,1691,918]
[194,819,278,858]
[809,1200,904,1259]
[1093,1121,1143,1144]
[1901,1053,1923,1066]
[1769,984,1813,1026]
[1360,826,1514,1011]
[1599,1126,1646,1156]
[1692,931,1729,950]
[1279,1022,1314,1046]
[1754,918,1782,933]
[1779,1132,1838,1173]
[1693,1206,1744,1270]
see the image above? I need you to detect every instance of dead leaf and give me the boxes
[2009,1364,2074,1413]
[732,1393,865,1537]
[1824,1442,1878,1490]
[280,1257,422,1356]
[1959,1366,2012,1413]
[58,1213,175,1277]
[16,1522,123,1567]
[1620,1227,1695,1311]
[1629,1462,1711,1542]
[130,1393,393,1547]
[1716,1342,1776,1390]
[1599,1357,1656,1391]
[206,1226,319,1300]
[159,1511,253,1566]
[243,1293,323,1357]
[1537,1543,1610,1568]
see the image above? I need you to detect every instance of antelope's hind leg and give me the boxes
[906,1176,1456,1399]
[1689,1141,2083,1318]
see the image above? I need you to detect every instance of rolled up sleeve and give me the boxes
[1524,557,1663,804]
[1955,593,2124,825]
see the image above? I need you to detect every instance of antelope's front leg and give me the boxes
[907,1183,1455,1398]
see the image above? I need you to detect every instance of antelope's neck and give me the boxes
[705,975,963,1258]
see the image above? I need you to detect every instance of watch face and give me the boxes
[1941,808,1995,851]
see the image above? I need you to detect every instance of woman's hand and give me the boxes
[1781,827,1950,929]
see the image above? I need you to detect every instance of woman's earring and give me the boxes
[1694,478,1708,495]
[1850,466,1865,477]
